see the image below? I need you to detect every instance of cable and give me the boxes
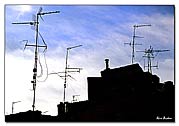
[43,51,49,81]
[37,51,49,82]
[155,52,159,57]
[49,71,65,80]
[38,32,47,48]
[37,29,48,81]
[68,82,77,95]
[67,74,76,81]
[37,54,43,78]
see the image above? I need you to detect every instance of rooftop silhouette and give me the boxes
[5,59,175,122]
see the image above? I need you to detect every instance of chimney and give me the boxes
[105,59,110,70]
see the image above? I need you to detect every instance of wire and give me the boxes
[37,54,43,78]
[68,82,77,95]
[155,52,159,57]
[36,30,48,82]
[49,71,65,80]
[38,32,47,48]
[37,51,49,82]
[67,74,76,81]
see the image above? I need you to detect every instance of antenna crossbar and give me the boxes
[134,24,152,28]
[38,11,60,15]
[12,22,38,25]
[25,44,47,48]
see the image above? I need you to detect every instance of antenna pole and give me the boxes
[64,48,69,103]
[12,8,60,112]
[63,45,82,112]
[12,101,21,114]
[131,24,151,64]
[147,53,152,73]
[32,13,39,112]
[64,45,82,102]
[48,44,82,113]
[131,26,136,64]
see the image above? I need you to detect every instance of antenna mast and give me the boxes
[137,45,169,73]
[12,7,60,111]
[125,24,151,64]
[49,45,82,113]
[64,45,83,103]
[12,101,21,114]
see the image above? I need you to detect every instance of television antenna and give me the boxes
[72,95,80,102]
[43,111,49,114]
[137,45,169,73]
[12,101,21,114]
[63,45,83,102]
[125,24,151,64]
[49,45,82,112]
[12,7,60,111]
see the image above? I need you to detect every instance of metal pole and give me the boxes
[149,57,152,73]
[12,102,14,114]
[63,45,82,103]
[63,45,82,113]
[64,49,69,103]
[132,26,136,64]
[32,14,39,112]
[131,24,151,64]
[12,101,21,114]
[147,53,150,73]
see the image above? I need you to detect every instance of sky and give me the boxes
[5,5,174,116]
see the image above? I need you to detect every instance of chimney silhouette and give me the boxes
[105,59,110,70]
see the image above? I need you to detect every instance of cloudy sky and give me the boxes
[5,5,174,116]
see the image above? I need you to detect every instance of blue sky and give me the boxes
[5,5,174,115]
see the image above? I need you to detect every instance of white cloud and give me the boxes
[131,13,174,46]
[5,53,33,114]
[152,58,174,83]
[12,5,32,13]
[7,5,33,20]
[5,49,88,116]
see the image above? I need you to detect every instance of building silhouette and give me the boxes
[5,59,175,122]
